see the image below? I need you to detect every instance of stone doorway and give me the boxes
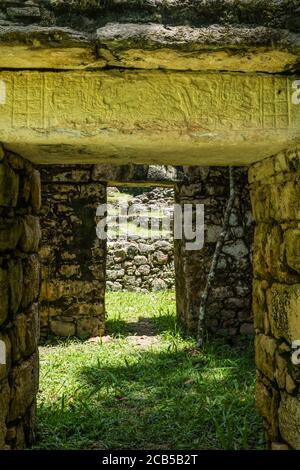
[106,185,175,294]
[0,1,299,444]
[37,165,254,343]
[2,146,300,450]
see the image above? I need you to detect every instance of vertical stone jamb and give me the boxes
[0,144,40,450]
[39,166,107,340]
[174,166,253,340]
[249,146,300,450]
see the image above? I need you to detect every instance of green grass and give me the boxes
[34,291,264,450]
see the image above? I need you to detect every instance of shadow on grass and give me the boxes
[35,338,263,450]
[105,310,178,338]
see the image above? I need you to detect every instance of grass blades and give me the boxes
[34,291,264,450]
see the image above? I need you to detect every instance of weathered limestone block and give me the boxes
[252,280,268,333]
[0,381,10,449]
[0,219,22,252]
[251,176,300,223]
[0,162,19,207]
[0,72,299,166]
[49,320,76,337]
[19,215,41,253]
[275,348,297,395]
[256,378,280,441]
[252,223,294,283]
[6,6,41,20]
[151,250,169,266]
[0,268,9,326]
[269,179,300,223]
[92,163,185,185]
[58,264,80,278]
[40,166,94,183]
[40,279,101,303]
[10,305,39,363]
[30,170,41,214]
[136,264,151,276]
[63,303,104,319]
[284,229,300,274]
[25,304,40,356]
[267,283,300,343]
[22,401,36,447]
[133,255,148,266]
[255,334,277,381]
[275,351,289,390]
[271,442,290,450]
[250,150,300,227]
[8,258,23,315]
[279,394,300,450]
[96,22,300,74]
[22,254,40,309]
[9,353,39,423]
[77,317,105,338]
[249,147,300,184]
[7,152,26,171]
[9,314,27,363]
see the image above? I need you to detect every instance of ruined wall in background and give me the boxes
[39,166,106,340]
[106,187,175,292]
[250,147,300,450]
[40,164,254,341]
[0,145,40,449]
[107,236,175,292]
[174,167,253,340]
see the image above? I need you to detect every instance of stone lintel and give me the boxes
[0,70,299,166]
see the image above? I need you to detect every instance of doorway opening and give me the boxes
[34,170,261,450]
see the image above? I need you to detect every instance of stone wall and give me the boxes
[0,145,40,449]
[0,1,299,75]
[39,166,106,340]
[107,239,175,292]
[92,164,186,186]
[106,187,175,292]
[39,165,254,341]
[249,146,300,450]
[175,166,253,339]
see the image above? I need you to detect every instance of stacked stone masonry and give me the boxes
[0,144,40,450]
[39,165,106,340]
[107,188,175,292]
[174,166,253,339]
[0,0,300,76]
[39,165,253,341]
[0,0,299,454]
[249,146,300,450]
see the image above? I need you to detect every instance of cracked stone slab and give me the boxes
[0,1,299,71]
[0,70,299,166]
[96,23,300,73]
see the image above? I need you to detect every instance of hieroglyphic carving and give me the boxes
[0,72,297,132]
[11,74,45,128]
[261,76,291,129]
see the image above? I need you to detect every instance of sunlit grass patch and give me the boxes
[35,291,263,450]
